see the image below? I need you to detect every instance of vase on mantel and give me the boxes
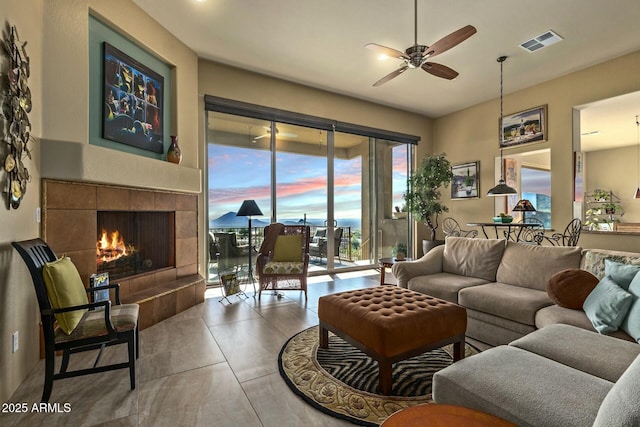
[167,135,182,164]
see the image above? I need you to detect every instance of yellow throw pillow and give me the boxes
[42,257,89,335]
[272,235,303,262]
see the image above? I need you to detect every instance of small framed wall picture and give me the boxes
[451,161,479,200]
[500,105,547,148]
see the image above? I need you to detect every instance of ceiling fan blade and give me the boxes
[421,62,459,80]
[424,25,477,59]
[373,65,409,86]
[365,43,409,60]
[253,134,269,141]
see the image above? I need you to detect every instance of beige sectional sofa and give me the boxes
[433,324,640,426]
[393,236,640,426]
[392,236,636,346]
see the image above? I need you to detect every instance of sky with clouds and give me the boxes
[208,143,407,226]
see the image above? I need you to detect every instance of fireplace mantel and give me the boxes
[42,179,204,329]
[41,140,201,193]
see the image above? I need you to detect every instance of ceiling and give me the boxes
[579,91,640,152]
[133,0,640,119]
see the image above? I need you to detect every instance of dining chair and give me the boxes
[12,239,139,403]
[443,217,478,238]
[538,218,582,246]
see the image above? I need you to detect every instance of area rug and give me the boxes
[278,325,478,426]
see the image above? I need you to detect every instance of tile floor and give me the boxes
[2,270,382,427]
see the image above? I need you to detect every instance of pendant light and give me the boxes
[487,56,518,196]
[635,115,640,199]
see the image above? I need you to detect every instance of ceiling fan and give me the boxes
[365,0,476,86]
[252,126,298,142]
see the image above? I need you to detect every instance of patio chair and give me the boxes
[442,217,478,238]
[214,232,250,272]
[309,227,343,262]
[257,224,310,300]
[11,238,139,403]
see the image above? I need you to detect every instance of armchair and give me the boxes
[12,239,139,403]
[257,224,310,300]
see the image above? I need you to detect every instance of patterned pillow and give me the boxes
[264,262,305,275]
[581,249,640,280]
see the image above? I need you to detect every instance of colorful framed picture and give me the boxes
[103,42,164,153]
[451,161,479,200]
[500,105,547,148]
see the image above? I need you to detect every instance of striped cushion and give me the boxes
[55,303,139,343]
[264,261,305,275]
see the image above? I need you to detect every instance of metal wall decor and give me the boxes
[2,25,32,209]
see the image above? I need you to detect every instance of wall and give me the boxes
[586,145,640,222]
[433,50,640,252]
[40,0,200,192]
[0,0,199,403]
[0,0,44,404]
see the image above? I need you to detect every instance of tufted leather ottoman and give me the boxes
[318,286,467,395]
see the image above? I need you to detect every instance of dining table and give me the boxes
[466,222,543,241]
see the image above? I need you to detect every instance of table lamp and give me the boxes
[512,199,536,223]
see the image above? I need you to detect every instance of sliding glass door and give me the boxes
[206,109,413,281]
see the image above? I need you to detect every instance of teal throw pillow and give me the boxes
[583,276,633,334]
[605,259,640,290]
[621,272,640,343]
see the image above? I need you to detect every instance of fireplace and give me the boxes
[42,179,203,330]
[97,211,175,280]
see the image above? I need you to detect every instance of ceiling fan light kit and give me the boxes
[366,0,476,86]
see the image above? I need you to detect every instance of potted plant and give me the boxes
[603,202,621,215]
[404,153,453,253]
[592,189,610,202]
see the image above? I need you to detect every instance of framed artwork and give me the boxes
[500,105,547,148]
[451,161,479,199]
[103,42,164,153]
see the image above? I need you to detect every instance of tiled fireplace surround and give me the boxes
[42,179,205,330]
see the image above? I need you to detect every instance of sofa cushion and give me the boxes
[534,305,635,341]
[581,248,640,280]
[496,242,582,291]
[605,259,640,290]
[546,268,599,309]
[593,354,640,427]
[583,276,633,334]
[433,345,613,427]
[407,272,488,303]
[442,237,505,282]
[510,324,640,383]
[621,272,640,342]
[459,282,553,326]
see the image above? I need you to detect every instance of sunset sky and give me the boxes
[208,144,407,226]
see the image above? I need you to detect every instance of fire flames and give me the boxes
[96,229,135,264]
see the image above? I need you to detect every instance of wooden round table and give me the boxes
[381,404,517,427]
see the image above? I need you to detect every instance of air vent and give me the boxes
[519,30,563,53]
